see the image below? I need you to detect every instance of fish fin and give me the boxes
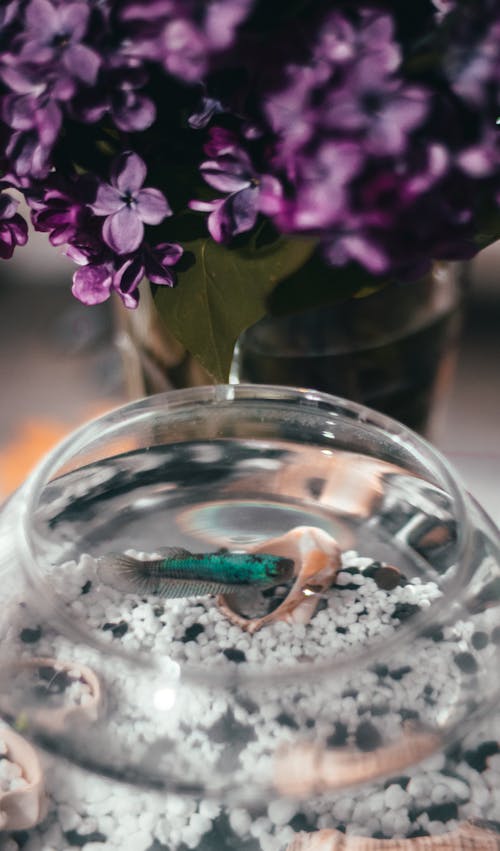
[157,580,247,599]
[98,554,157,594]
[156,546,192,559]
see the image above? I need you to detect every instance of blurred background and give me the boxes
[1,226,499,524]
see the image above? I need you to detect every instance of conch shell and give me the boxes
[274,728,441,798]
[217,526,342,633]
[286,822,500,850]
[0,727,46,831]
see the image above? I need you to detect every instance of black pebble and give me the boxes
[223,648,246,663]
[491,626,500,645]
[305,718,315,729]
[336,626,347,634]
[463,740,500,772]
[355,720,382,751]
[400,708,420,721]
[389,666,412,681]
[154,607,164,617]
[422,624,444,642]
[80,580,92,595]
[20,626,42,643]
[276,712,299,730]
[374,664,389,678]
[102,621,128,638]
[64,830,107,847]
[326,721,348,747]
[471,631,489,650]
[425,802,458,822]
[181,623,205,643]
[454,651,478,674]
[408,828,430,838]
[289,813,312,832]
[193,812,259,851]
[391,602,420,621]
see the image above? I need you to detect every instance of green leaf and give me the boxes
[154,228,316,382]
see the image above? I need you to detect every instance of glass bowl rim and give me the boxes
[15,383,482,690]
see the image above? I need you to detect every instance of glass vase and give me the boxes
[0,385,498,850]
[232,263,463,436]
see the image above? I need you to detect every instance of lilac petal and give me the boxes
[457,146,496,177]
[92,183,122,215]
[113,93,156,132]
[200,161,249,192]
[154,242,183,266]
[205,199,227,242]
[19,41,54,63]
[0,65,43,95]
[65,43,100,86]
[117,288,140,309]
[258,175,283,216]
[3,95,37,131]
[58,3,90,42]
[37,100,62,146]
[113,255,144,294]
[135,188,170,224]
[103,207,144,254]
[72,264,113,305]
[0,227,15,259]
[204,0,253,49]
[113,152,147,194]
[210,187,258,242]
[25,0,58,34]
[144,252,175,286]
[341,235,389,274]
[189,199,218,213]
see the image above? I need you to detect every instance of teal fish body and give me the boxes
[98,547,294,599]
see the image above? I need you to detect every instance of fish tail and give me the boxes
[98,554,158,594]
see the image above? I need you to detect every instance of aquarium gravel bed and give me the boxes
[2,544,500,851]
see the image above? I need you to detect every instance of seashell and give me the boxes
[0,727,46,831]
[217,526,342,633]
[274,727,441,798]
[0,657,102,733]
[285,822,500,850]
[223,448,398,522]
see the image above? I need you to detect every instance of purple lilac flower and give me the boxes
[322,62,429,157]
[446,19,500,107]
[15,0,100,87]
[276,141,363,232]
[0,191,28,258]
[91,152,171,254]
[72,241,183,308]
[190,136,283,242]
[121,0,254,83]
[71,67,156,132]
[30,175,94,245]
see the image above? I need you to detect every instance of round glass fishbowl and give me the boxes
[0,385,499,851]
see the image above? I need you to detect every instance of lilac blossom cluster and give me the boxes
[0,0,499,307]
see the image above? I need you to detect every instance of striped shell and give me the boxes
[286,822,500,850]
[274,728,441,797]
